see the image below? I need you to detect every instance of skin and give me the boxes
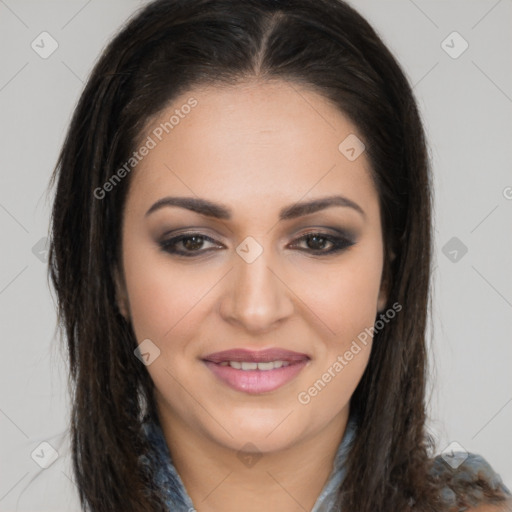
[116,79,391,512]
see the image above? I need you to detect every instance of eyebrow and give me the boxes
[145,194,365,220]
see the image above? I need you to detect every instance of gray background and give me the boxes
[1,0,511,510]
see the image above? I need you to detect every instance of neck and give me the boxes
[157,405,351,512]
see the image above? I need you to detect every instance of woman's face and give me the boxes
[117,80,388,453]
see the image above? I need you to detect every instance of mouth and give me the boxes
[202,348,310,394]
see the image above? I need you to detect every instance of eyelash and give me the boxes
[158,231,355,258]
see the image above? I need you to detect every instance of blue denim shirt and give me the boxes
[139,413,511,511]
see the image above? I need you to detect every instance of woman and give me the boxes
[47,0,511,510]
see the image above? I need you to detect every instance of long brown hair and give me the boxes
[47,1,505,510]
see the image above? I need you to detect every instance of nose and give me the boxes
[218,243,294,334]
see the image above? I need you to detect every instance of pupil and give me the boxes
[308,235,327,250]
[184,236,203,250]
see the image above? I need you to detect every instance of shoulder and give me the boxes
[465,501,512,512]
[429,451,512,512]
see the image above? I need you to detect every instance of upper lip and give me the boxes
[203,348,310,364]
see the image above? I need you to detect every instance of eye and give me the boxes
[159,233,223,257]
[289,232,355,254]
[159,230,355,258]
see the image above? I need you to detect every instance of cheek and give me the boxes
[121,237,213,343]
[289,242,384,342]
[293,251,381,420]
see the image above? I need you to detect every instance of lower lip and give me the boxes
[204,360,309,394]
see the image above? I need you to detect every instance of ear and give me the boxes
[114,264,130,320]
[377,249,396,313]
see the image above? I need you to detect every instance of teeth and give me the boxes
[218,360,291,370]
[254,361,274,371]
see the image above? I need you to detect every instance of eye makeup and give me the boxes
[157,227,357,258]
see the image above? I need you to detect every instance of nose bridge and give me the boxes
[219,236,293,331]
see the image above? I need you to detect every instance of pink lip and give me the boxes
[202,348,310,394]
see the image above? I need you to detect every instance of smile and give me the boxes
[218,360,290,370]
[202,348,310,394]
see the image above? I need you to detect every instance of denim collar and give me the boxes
[139,411,359,511]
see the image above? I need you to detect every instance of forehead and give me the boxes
[126,80,379,221]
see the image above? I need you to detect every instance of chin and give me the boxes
[206,406,316,453]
